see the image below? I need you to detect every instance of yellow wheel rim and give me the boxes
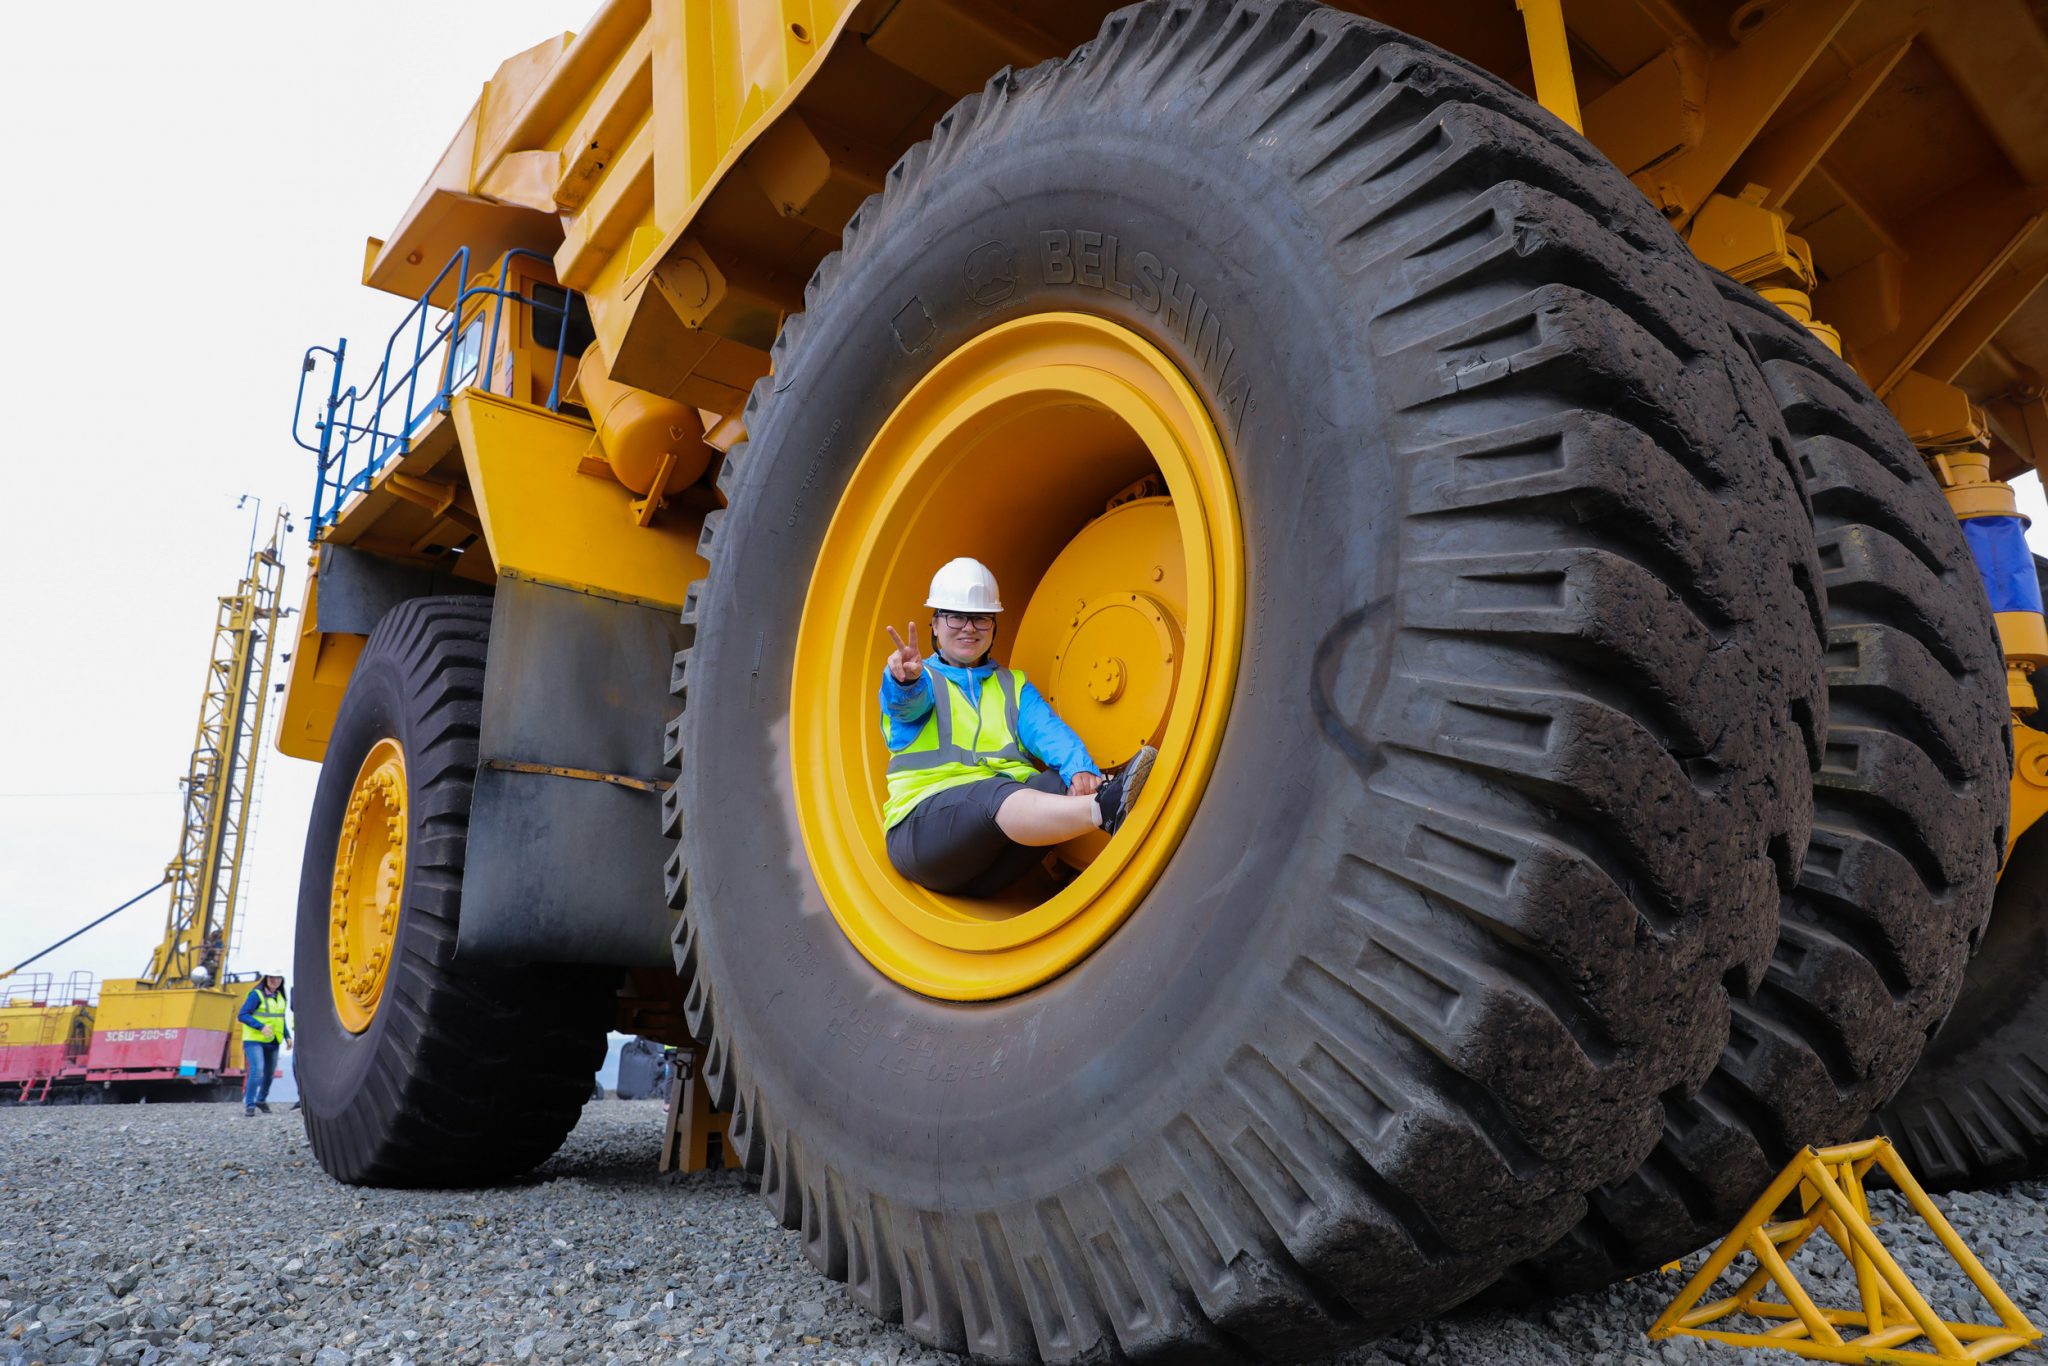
[329,736,407,1033]
[792,313,1243,1000]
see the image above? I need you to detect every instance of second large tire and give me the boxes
[1881,815,2048,1189]
[669,4,1825,1358]
[1882,548,2048,1190]
[1507,277,2010,1292]
[295,596,615,1187]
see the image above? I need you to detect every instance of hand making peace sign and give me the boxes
[883,622,925,684]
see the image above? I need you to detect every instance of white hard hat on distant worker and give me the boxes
[925,558,1003,614]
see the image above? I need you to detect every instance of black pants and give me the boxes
[886,768,1068,896]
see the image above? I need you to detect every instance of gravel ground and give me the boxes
[2,1103,2041,1366]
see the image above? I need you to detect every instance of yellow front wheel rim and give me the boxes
[791,313,1243,1000]
[329,736,407,1033]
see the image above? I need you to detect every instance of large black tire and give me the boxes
[1882,820,2048,1189]
[295,597,614,1187]
[668,4,1824,1358]
[1504,279,2010,1292]
[1882,554,2047,1189]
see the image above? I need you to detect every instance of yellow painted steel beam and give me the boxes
[1819,180,2046,397]
[449,388,707,610]
[1986,387,2048,477]
[1919,255,2048,387]
[1804,161,1908,267]
[496,0,642,159]
[1515,0,1582,134]
[2010,725,2048,857]
[863,0,1066,99]
[1921,0,2048,189]
[1581,42,1695,186]
[555,116,657,291]
[552,25,655,214]
[548,0,867,310]
[275,566,365,764]
[1606,0,1864,225]
[1725,38,1911,213]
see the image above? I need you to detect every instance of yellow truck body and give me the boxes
[283,0,2048,830]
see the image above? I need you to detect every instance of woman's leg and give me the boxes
[959,770,1070,897]
[242,1043,269,1111]
[993,785,1100,845]
[887,780,1020,893]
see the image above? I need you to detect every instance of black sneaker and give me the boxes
[256,1102,272,1114]
[1094,745,1158,837]
[243,1107,256,1118]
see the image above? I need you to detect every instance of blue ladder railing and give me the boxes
[292,247,577,538]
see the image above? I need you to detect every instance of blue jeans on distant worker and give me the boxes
[243,1042,278,1109]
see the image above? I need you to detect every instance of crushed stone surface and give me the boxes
[2,1102,2041,1365]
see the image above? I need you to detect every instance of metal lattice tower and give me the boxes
[146,513,290,987]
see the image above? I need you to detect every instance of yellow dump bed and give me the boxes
[354,0,2045,474]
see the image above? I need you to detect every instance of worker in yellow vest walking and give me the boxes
[236,974,291,1117]
[881,558,1156,895]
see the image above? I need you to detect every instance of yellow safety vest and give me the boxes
[882,668,1039,828]
[241,989,287,1044]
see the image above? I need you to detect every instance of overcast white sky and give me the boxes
[1,2,2045,1000]
[0,3,582,994]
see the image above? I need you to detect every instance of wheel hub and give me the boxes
[790,313,1243,1000]
[329,737,406,1033]
[1021,509,1188,781]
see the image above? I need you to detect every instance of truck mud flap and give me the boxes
[459,576,683,966]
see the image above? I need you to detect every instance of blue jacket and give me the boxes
[879,655,1102,786]
[238,988,290,1043]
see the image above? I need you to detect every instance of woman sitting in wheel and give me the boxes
[881,557,1155,896]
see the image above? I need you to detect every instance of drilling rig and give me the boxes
[0,509,291,1101]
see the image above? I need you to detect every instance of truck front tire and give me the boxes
[295,596,613,1187]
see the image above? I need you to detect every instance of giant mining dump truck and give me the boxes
[279,1,2048,1357]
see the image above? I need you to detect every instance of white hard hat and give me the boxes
[925,558,1003,613]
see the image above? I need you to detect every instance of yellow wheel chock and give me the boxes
[655,1049,734,1175]
[1649,1138,2041,1363]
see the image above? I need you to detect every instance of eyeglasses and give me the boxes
[934,612,994,630]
